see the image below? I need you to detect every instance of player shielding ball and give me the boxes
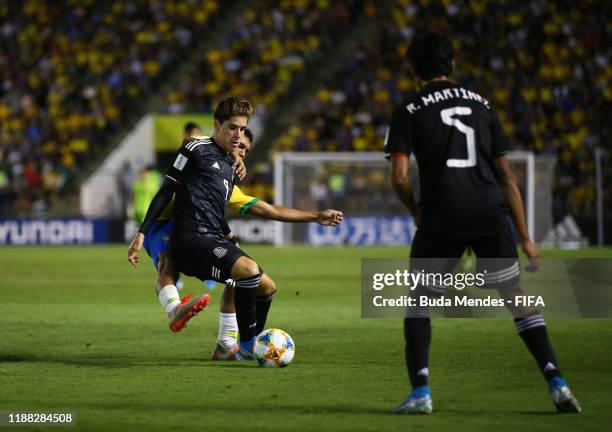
[130,97,267,359]
[126,126,247,333]
[385,32,580,414]
[129,97,342,360]
[128,127,343,357]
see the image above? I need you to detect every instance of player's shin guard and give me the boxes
[255,290,276,335]
[234,273,261,346]
[404,318,432,388]
[514,314,562,382]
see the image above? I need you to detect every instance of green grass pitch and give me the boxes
[1,245,611,431]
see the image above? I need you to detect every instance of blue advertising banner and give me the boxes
[307,216,416,246]
[0,219,109,245]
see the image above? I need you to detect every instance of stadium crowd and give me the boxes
[163,0,370,115]
[0,0,225,215]
[0,0,608,221]
[277,0,610,217]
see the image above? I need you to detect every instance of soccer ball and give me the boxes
[254,328,295,368]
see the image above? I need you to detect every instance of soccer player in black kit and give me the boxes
[134,97,266,360]
[385,32,581,414]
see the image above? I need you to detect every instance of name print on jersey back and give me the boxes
[404,86,490,114]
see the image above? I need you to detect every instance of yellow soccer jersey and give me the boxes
[156,186,257,221]
[158,196,175,221]
[229,185,258,214]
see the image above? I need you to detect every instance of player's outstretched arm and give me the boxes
[389,154,420,224]
[247,200,343,226]
[494,155,540,271]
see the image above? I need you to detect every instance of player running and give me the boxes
[385,32,581,414]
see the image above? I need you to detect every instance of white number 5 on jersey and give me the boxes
[441,106,476,168]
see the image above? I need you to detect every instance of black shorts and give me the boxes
[410,216,519,290]
[171,233,251,283]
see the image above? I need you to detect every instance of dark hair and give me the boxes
[244,128,254,144]
[213,97,254,124]
[183,122,201,136]
[406,32,454,81]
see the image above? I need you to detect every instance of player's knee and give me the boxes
[231,256,260,280]
[260,274,276,294]
[255,273,276,296]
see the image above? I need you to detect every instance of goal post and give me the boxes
[273,151,556,246]
[508,151,535,241]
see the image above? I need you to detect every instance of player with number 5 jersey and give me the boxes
[385,32,580,415]
[385,65,509,237]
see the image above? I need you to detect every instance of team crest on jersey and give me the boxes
[213,247,227,258]
[161,234,170,245]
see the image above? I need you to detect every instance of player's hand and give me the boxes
[128,232,145,268]
[233,156,247,181]
[317,209,343,226]
[521,239,540,272]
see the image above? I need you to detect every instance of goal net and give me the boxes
[273,151,556,246]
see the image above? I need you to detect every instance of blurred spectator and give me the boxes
[132,165,162,224]
[163,0,369,115]
[117,160,136,219]
[0,165,8,213]
[183,121,203,138]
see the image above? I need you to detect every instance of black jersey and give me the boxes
[165,136,235,237]
[385,80,509,237]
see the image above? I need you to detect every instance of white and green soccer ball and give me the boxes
[254,328,295,368]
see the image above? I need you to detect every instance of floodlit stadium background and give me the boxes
[0,0,608,246]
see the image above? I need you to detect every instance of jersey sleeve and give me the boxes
[229,185,258,214]
[384,105,412,159]
[165,144,192,185]
[490,109,509,157]
[164,138,210,184]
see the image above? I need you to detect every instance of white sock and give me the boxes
[218,312,238,347]
[158,285,181,316]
